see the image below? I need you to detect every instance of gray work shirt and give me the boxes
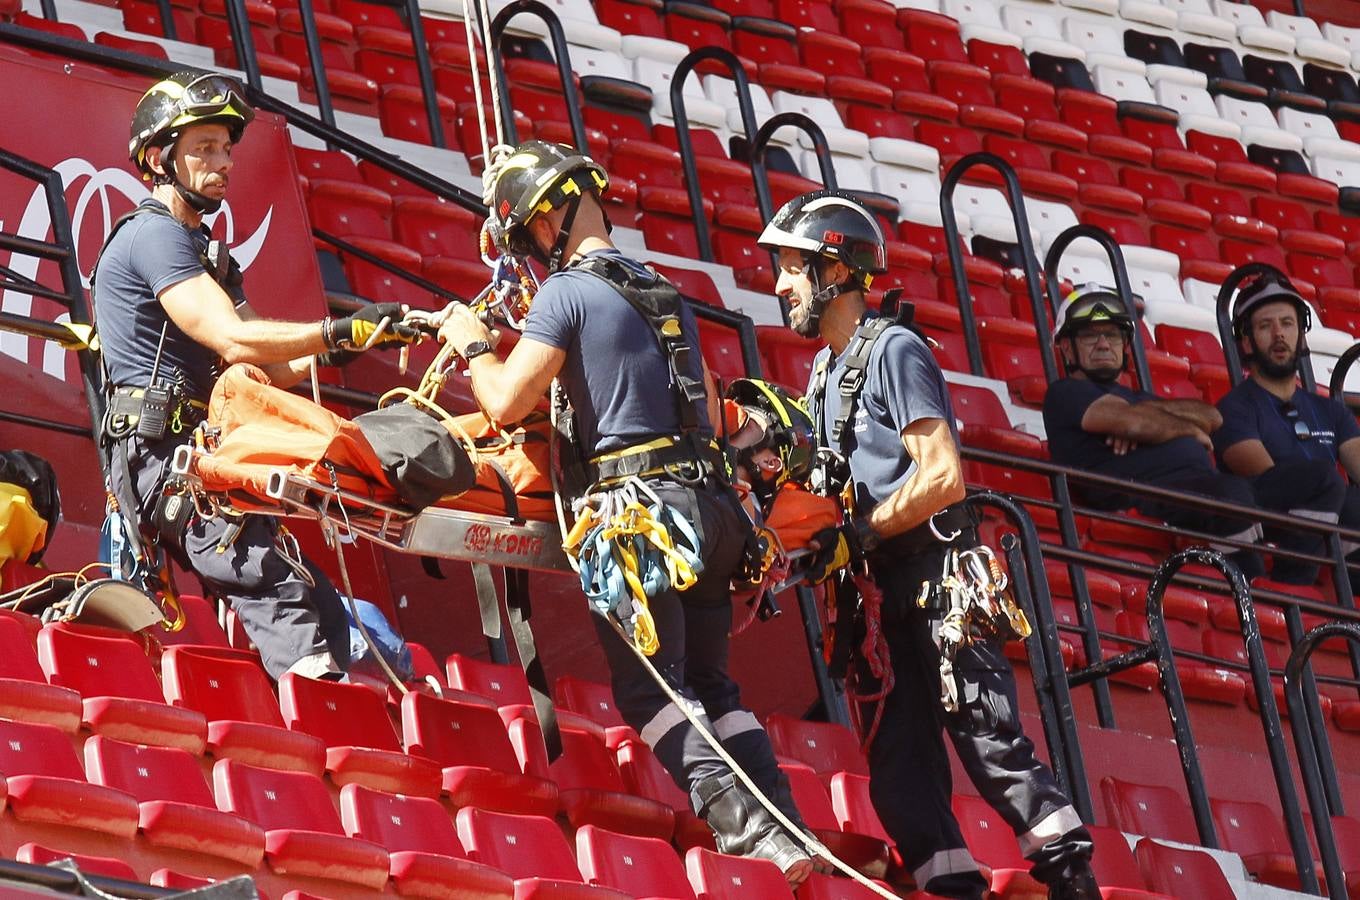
[807,321,958,511]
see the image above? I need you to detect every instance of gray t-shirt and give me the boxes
[807,321,957,510]
[92,199,242,401]
[521,249,711,457]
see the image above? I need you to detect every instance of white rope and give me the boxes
[602,613,903,899]
[321,517,410,695]
[461,0,492,165]
[475,0,506,149]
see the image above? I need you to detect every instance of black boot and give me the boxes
[694,774,812,881]
[1046,865,1101,900]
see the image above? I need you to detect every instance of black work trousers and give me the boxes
[1252,459,1360,589]
[861,542,1093,899]
[1137,470,1265,580]
[112,434,352,678]
[590,478,800,824]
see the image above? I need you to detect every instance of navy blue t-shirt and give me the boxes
[1214,379,1360,467]
[806,321,956,511]
[1043,378,1214,481]
[92,199,242,401]
[520,249,711,457]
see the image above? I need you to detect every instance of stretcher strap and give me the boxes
[503,566,560,760]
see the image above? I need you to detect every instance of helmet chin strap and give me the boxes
[797,256,845,336]
[543,195,584,274]
[162,149,223,215]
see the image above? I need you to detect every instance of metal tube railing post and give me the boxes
[491,1,587,152]
[940,154,1051,380]
[401,0,446,149]
[968,491,1092,820]
[1285,622,1360,898]
[1042,224,1153,392]
[1285,604,1344,814]
[1213,554,1320,894]
[795,584,851,727]
[222,0,262,91]
[295,0,335,130]
[1329,341,1360,401]
[1051,473,1117,727]
[669,47,766,264]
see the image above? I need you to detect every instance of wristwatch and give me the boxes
[461,340,494,361]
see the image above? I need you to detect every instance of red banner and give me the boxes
[0,45,325,417]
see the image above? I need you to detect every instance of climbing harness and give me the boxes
[920,545,1032,712]
[565,477,704,655]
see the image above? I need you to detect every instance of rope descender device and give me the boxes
[567,477,704,656]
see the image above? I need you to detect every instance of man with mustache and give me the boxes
[1043,285,1264,579]
[92,71,416,679]
[1214,271,1360,587]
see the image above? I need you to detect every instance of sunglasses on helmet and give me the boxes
[179,75,254,124]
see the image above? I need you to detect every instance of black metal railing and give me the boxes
[939,153,1049,380]
[1286,621,1360,898]
[490,1,586,151]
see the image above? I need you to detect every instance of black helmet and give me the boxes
[486,140,608,271]
[129,71,253,178]
[1051,284,1135,342]
[757,190,887,287]
[1230,267,1312,339]
[725,378,815,492]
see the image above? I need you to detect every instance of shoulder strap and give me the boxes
[88,203,177,291]
[572,255,707,434]
[827,316,895,448]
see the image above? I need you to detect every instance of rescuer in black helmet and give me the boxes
[440,140,819,886]
[765,190,1100,900]
[92,70,416,681]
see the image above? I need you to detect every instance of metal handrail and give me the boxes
[1329,340,1360,402]
[293,0,336,130]
[1286,621,1360,898]
[1042,224,1153,392]
[669,46,769,264]
[1215,262,1318,393]
[490,1,587,151]
[939,153,1050,380]
[0,148,106,459]
[967,491,1093,821]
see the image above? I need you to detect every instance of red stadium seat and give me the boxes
[84,735,265,868]
[766,713,869,777]
[553,676,629,732]
[697,318,750,384]
[1184,131,1277,191]
[16,844,138,880]
[1052,152,1143,216]
[755,325,820,394]
[686,845,794,899]
[162,646,326,775]
[1211,797,1305,890]
[840,0,902,51]
[1134,839,1235,899]
[37,623,207,753]
[0,719,139,840]
[214,758,391,890]
[781,762,890,876]
[951,793,1047,897]
[446,653,535,720]
[279,673,442,798]
[950,383,1045,458]
[1118,119,1216,179]
[401,690,558,817]
[535,717,676,839]
[650,263,726,308]
[1100,778,1199,845]
[339,782,515,898]
[1086,824,1171,898]
[457,806,631,898]
[0,615,81,732]
[155,594,232,649]
[1119,168,1211,232]
[576,825,697,898]
[392,196,482,260]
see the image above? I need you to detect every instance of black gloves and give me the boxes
[325,302,420,351]
[805,518,881,584]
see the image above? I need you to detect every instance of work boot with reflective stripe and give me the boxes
[694,773,813,887]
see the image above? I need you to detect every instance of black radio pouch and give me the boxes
[136,385,172,441]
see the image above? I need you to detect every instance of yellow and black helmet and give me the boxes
[1051,283,1134,342]
[486,140,608,267]
[129,71,254,178]
[726,378,816,490]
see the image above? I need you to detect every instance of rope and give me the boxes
[321,507,410,695]
[461,0,492,165]
[603,611,904,899]
[845,570,893,752]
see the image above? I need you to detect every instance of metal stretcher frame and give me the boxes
[170,445,573,573]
